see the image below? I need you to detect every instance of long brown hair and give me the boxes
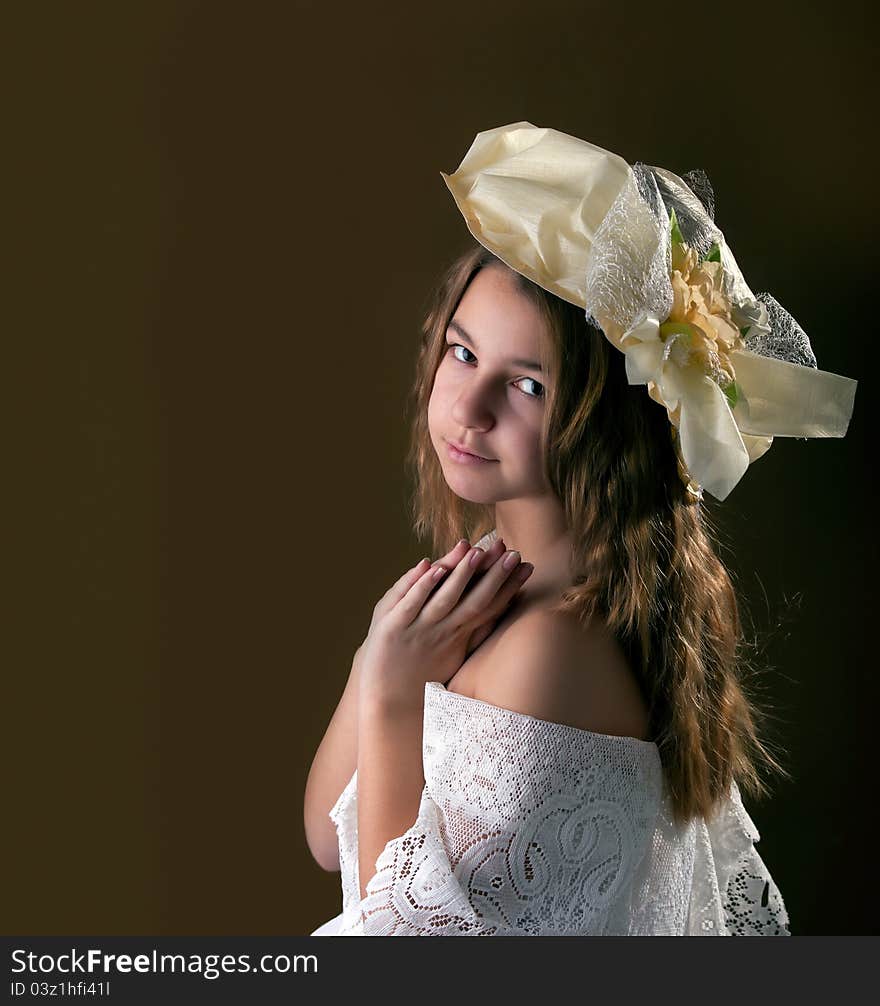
[405,239,791,826]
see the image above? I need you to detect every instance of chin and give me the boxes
[441,471,499,505]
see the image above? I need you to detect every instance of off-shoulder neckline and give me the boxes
[425,680,658,750]
[438,527,655,751]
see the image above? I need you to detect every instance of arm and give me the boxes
[303,540,481,874]
[303,644,364,872]
[356,682,425,901]
[344,538,520,914]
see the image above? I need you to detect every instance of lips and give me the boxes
[446,439,495,463]
[451,440,490,459]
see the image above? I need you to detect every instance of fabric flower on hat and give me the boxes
[618,210,759,497]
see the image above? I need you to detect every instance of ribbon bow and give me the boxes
[609,208,857,501]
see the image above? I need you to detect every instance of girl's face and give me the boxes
[428,266,553,505]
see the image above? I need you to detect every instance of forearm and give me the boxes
[356,684,426,902]
[303,647,363,869]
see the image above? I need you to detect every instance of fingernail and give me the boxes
[469,547,484,567]
[518,562,534,579]
[503,550,521,570]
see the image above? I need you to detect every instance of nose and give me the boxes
[450,377,497,433]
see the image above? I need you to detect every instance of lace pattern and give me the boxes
[331,682,663,935]
[324,681,790,936]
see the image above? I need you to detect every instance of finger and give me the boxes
[385,540,497,626]
[494,576,530,616]
[480,537,507,563]
[418,545,487,624]
[433,538,472,571]
[406,557,432,580]
[388,560,453,627]
[379,551,442,614]
[465,620,495,656]
[459,550,533,622]
[379,541,470,615]
[459,537,506,591]
[479,577,527,633]
[398,539,467,591]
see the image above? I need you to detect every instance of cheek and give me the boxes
[428,368,453,415]
[431,360,452,390]
[511,422,546,473]
[524,433,546,468]
[426,382,445,439]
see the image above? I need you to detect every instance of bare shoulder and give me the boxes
[472,606,652,742]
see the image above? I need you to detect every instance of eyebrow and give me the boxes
[447,318,544,374]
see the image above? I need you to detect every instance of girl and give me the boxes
[304,123,854,935]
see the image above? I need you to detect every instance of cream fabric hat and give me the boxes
[440,121,858,501]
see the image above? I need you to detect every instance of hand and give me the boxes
[354,538,512,677]
[358,536,532,669]
[358,540,534,709]
[363,539,467,643]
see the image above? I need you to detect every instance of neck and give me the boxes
[492,502,574,604]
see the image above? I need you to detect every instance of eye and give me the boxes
[447,342,545,400]
[450,343,476,365]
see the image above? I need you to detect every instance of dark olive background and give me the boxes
[5,1,875,935]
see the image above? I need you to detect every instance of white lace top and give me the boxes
[312,533,791,937]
